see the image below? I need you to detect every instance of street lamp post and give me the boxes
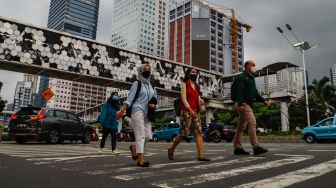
[277,24,319,127]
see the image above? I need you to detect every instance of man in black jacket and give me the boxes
[233,60,271,155]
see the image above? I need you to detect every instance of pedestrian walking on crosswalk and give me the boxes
[168,68,210,162]
[232,60,272,155]
[98,92,121,155]
[117,64,157,167]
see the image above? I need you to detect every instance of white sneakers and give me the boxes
[112,149,121,155]
[99,148,121,155]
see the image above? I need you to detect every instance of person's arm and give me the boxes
[99,103,107,123]
[117,81,138,119]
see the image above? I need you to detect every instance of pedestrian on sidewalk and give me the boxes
[168,68,210,162]
[117,64,157,167]
[98,91,121,155]
[232,60,271,156]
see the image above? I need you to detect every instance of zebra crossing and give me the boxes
[1,143,336,188]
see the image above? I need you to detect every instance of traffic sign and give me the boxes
[40,88,55,101]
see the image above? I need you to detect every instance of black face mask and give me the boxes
[190,74,197,81]
[142,71,151,78]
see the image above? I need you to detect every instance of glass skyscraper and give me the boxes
[48,0,100,40]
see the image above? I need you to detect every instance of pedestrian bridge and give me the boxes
[0,16,302,130]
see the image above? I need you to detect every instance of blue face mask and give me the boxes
[112,96,119,100]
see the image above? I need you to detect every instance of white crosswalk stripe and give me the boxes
[150,155,313,188]
[114,157,261,180]
[233,158,336,188]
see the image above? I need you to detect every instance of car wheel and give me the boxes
[153,136,159,142]
[81,129,91,144]
[304,134,315,143]
[15,137,27,144]
[47,129,61,144]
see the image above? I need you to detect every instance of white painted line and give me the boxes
[151,156,313,188]
[114,157,261,180]
[307,150,336,152]
[86,156,226,175]
[206,149,226,152]
[274,154,314,157]
[233,158,336,188]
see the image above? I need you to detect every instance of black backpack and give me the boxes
[230,78,238,102]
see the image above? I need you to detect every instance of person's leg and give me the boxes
[233,104,248,149]
[168,110,189,160]
[193,114,209,161]
[111,129,118,151]
[100,127,109,149]
[244,106,259,149]
[131,111,148,166]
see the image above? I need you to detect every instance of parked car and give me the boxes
[9,106,93,144]
[152,122,193,142]
[203,122,235,143]
[301,116,336,143]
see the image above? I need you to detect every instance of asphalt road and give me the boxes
[1,140,336,188]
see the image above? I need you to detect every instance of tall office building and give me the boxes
[37,0,106,113]
[111,0,177,59]
[48,0,100,39]
[13,81,33,111]
[330,64,336,86]
[111,0,181,109]
[169,0,246,75]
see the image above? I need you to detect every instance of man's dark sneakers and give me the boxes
[234,148,250,155]
[253,146,268,155]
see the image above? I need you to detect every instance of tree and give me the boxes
[289,92,327,130]
[0,82,7,113]
[253,103,281,131]
[307,76,336,114]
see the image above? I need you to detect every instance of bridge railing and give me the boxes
[0,16,224,99]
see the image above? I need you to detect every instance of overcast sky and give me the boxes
[0,0,336,103]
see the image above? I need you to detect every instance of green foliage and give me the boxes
[0,82,7,113]
[122,118,130,127]
[154,115,176,129]
[253,103,281,131]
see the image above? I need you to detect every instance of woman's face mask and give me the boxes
[142,71,151,78]
[190,74,197,81]
[251,67,257,73]
[112,96,119,100]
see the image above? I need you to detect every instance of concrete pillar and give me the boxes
[280,102,289,131]
[206,108,214,124]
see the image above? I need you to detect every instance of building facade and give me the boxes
[169,0,245,75]
[330,64,336,86]
[48,0,100,39]
[13,81,33,111]
[37,0,106,114]
[111,0,181,109]
[265,67,305,98]
[111,0,177,59]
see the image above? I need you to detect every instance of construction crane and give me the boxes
[192,0,252,73]
[230,9,252,73]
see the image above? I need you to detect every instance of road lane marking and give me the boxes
[307,150,336,152]
[150,155,313,188]
[233,158,336,188]
[114,157,261,180]
[85,156,226,175]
